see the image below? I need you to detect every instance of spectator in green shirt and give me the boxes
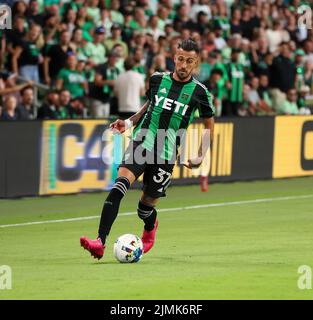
[277,88,299,115]
[111,43,125,72]
[198,49,213,82]
[104,24,128,58]
[56,53,88,98]
[110,0,124,26]
[224,48,245,116]
[213,3,230,39]
[83,26,107,66]
[86,0,101,25]
[132,47,146,81]
[157,7,170,32]
[130,7,147,31]
[76,7,95,41]
[203,69,225,117]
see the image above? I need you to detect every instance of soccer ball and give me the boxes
[113,234,143,263]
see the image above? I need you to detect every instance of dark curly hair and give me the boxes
[177,39,200,54]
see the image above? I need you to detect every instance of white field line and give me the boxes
[0,194,312,229]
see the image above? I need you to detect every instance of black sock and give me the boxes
[98,177,130,244]
[137,201,157,232]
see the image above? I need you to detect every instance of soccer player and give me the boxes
[80,39,215,259]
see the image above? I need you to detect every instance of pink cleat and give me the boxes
[141,219,158,253]
[80,236,105,260]
[200,176,208,192]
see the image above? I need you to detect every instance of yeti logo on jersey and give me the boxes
[154,95,189,115]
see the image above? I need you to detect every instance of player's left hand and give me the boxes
[183,156,204,169]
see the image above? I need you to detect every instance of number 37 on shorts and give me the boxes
[143,166,173,198]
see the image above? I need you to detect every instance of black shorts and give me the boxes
[119,142,175,198]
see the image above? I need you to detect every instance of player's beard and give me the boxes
[175,69,192,81]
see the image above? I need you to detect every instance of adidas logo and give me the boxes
[160,88,167,94]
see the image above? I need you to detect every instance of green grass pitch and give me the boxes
[0,177,313,300]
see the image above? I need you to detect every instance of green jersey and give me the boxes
[213,16,230,39]
[226,63,244,103]
[133,72,215,161]
[57,68,86,98]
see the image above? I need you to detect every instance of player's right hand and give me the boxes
[110,119,126,133]
[183,156,204,169]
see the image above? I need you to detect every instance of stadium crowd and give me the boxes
[0,0,313,120]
